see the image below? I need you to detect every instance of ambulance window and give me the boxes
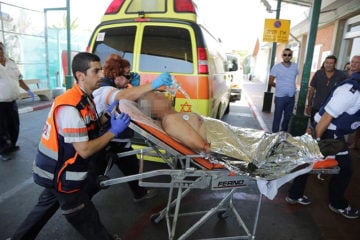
[201,28,227,74]
[127,0,166,13]
[93,26,136,65]
[139,26,193,73]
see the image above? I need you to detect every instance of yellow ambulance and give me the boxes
[87,0,232,118]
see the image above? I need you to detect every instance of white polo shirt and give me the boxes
[93,86,121,114]
[0,58,22,102]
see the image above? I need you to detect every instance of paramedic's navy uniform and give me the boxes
[288,71,360,216]
[99,77,148,199]
[12,84,113,240]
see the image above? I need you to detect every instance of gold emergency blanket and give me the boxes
[119,100,322,180]
[203,117,323,179]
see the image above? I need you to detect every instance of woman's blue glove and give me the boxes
[151,72,173,89]
[27,90,35,102]
[130,72,140,86]
[109,112,130,137]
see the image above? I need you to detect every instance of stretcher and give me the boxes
[99,100,339,240]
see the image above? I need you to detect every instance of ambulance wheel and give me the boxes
[150,213,161,224]
[217,210,228,219]
[97,175,110,189]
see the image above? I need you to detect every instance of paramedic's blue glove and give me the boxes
[109,112,130,137]
[151,72,172,90]
[130,72,140,87]
[106,100,119,115]
[27,90,35,102]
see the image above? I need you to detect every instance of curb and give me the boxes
[243,90,270,133]
[18,102,53,114]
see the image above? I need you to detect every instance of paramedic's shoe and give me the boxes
[285,195,311,205]
[133,189,158,203]
[328,204,359,219]
[4,145,20,153]
[112,234,122,240]
[0,154,11,161]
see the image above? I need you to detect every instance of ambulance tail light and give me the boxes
[105,0,124,14]
[174,0,196,13]
[197,48,208,74]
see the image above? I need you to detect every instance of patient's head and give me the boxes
[140,92,176,118]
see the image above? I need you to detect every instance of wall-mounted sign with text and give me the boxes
[263,19,291,43]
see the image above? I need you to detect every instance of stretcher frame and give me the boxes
[99,101,340,239]
[100,121,263,240]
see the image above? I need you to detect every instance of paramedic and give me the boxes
[11,52,173,240]
[96,53,157,202]
[12,52,130,239]
[286,55,360,219]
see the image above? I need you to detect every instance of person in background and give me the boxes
[0,42,35,161]
[306,55,346,126]
[285,55,360,219]
[96,53,157,202]
[342,61,360,149]
[343,62,351,77]
[268,48,299,133]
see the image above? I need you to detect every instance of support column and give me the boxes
[262,0,282,113]
[288,0,322,136]
[65,0,73,89]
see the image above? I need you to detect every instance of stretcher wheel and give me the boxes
[150,213,161,224]
[97,175,110,189]
[217,210,228,219]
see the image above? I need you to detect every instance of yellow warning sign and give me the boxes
[263,19,291,43]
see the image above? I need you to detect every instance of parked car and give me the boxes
[226,53,243,102]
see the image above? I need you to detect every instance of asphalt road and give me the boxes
[2,97,358,240]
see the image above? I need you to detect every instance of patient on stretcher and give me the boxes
[117,93,325,180]
[138,91,211,153]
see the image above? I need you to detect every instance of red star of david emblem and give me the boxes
[180,101,192,112]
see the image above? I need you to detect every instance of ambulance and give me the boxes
[87,0,232,119]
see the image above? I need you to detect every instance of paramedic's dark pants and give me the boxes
[12,154,110,240]
[112,147,146,198]
[0,101,20,151]
[288,131,352,209]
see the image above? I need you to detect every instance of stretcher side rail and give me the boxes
[126,119,261,239]
[311,166,340,175]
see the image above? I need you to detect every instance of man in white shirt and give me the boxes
[0,42,34,161]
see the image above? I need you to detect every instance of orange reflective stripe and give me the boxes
[40,84,85,155]
[57,152,80,193]
[62,127,88,135]
[105,88,119,106]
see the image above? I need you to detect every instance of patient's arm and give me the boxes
[161,112,210,153]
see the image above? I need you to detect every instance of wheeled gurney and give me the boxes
[99,100,339,240]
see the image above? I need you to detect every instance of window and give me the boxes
[93,26,136,65]
[139,26,193,73]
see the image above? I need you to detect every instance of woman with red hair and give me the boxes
[102,53,140,89]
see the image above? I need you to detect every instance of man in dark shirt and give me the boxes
[306,55,347,126]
